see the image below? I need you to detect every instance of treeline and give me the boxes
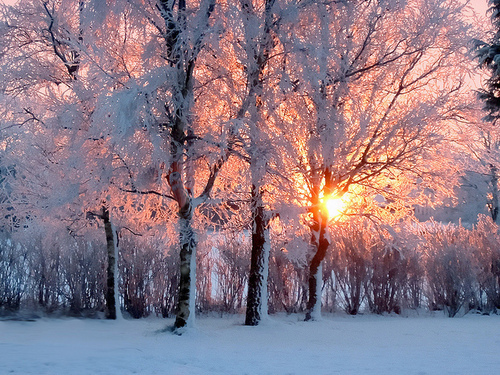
[2,215,499,318]
[0,0,493,329]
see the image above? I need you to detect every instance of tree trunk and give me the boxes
[239,0,275,327]
[245,186,269,326]
[169,171,196,330]
[174,213,196,329]
[489,164,499,223]
[102,206,117,320]
[305,220,329,321]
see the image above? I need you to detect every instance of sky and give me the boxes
[472,0,489,16]
[0,0,492,14]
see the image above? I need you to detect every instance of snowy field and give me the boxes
[1,313,500,375]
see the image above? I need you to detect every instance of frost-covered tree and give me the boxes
[471,0,500,222]
[454,112,500,223]
[0,0,166,319]
[217,0,307,326]
[89,0,237,331]
[279,0,474,320]
[220,0,283,327]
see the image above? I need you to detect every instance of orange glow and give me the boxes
[323,196,345,220]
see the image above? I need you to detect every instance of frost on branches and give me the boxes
[0,0,487,326]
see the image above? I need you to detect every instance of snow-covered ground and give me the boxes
[1,313,499,374]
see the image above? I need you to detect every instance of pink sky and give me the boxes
[0,0,491,11]
[0,0,492,30]
[0,0,491,14]
[472,0,489,15]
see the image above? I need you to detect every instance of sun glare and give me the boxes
[324,196,345,220]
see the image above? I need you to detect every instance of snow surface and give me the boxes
[1,313,499,374]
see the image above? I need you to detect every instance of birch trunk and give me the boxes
[169,171,196,330]
[245,186,269,326]
[174,214,196,329]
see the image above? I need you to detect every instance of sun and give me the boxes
[324,196,345,220]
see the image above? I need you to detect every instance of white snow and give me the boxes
[1,313,499,374]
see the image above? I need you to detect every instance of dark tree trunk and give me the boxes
[489,164,499,223]
[102,206,117,320]
[245,186,269,326]
[305,219,329,321]
[38,251,46,307]
[174,212,196,329]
